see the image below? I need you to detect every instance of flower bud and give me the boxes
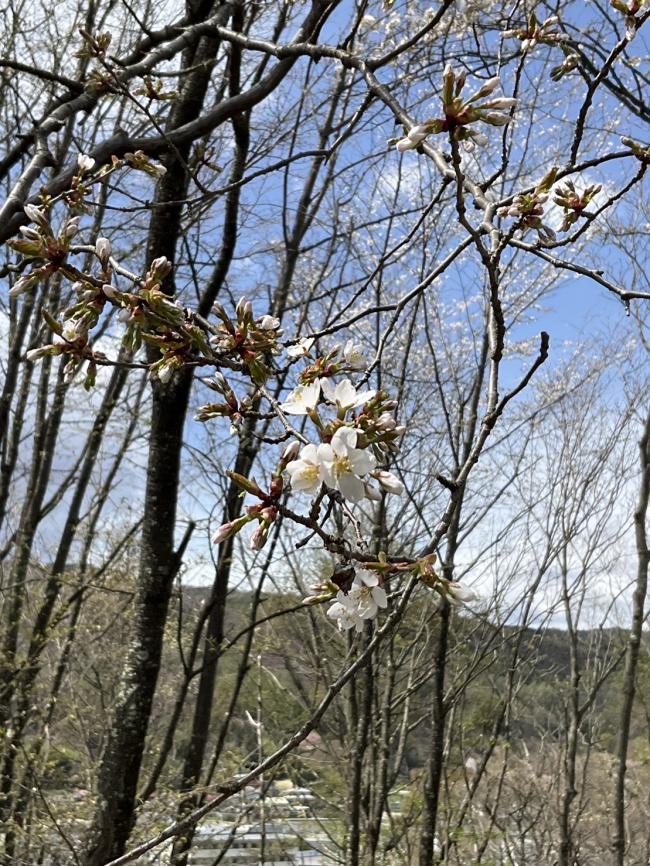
[395,137,419,153]
[473,76,500,99]
[64,218,80,239]
[95,237,111,263]
[376,412,396,431]
[23,204,48,227]
[281,441,301,463]
[375,470,404,496]
[150,256,172,279]
[479,111,511,126]
[9,274,38,297]
[19,225,40,241]
[26,345,52,362]
[212,515,249,545]
[446,581,479,606]
[250,523,268,550]
[364,482,382,502]
[481,97,517,110]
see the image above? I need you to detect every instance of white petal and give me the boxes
[331,427,357,454]
[358,571,379,587]
[364,482,382,501]
[338,473,365,502]
[320,378,337,403]
[300,443,319,463]
[349,448,376,475]
[281,400,308,415]
[351,389,376,408]
[371,586,388,608]
[335,379,358,407]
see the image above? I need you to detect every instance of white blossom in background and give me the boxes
[280,380,320,415]
[318,427,377,501]
[258,315,281,330]
[343,339,366,370]
[285,444,322,494]
[321,378,375,412]
[286,336,314,358]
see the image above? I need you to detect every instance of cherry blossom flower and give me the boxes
[343,340,366,370]
[259,315,281,330]
[286,444,322,494]
[280,380,320,415]
[321,378,375,412]
[286,337,314,358]
[327,595,365,632]
[348,571,388,619]
[317,427,376,501]
[77,153,95,173]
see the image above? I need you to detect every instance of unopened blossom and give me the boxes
[395,122,434,153]
[281,440,301,463]
[211,515,249,544]
[376,411,397,431]
[374,470,404,496]
[95,237,111,263]
[364,482,382,501]
[447,581,479,606]
[343,339,366,370]
[250,523,268,550]
[280,380,320,415]
[348,571,388,619]
[26,345,57,362]
[318,427,376,502]
[23,204,47,227]
[286,443,322,494]
[321,378,375,411]
[286,337,314,358]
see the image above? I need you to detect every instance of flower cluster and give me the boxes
[503,13,562,52]
[497,167,558,243]
[281,363,404,503]
[209,301,282,385]
[550,48,580,82]
[208,340,404,564]
[610,0,646,40]
[553,180,602,232]
[313,551,480,634]
[326,571,388,632]
[393,67,516,152]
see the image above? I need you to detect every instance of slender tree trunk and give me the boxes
[612,409,650,866]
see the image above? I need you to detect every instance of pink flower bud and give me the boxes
[212,521,234,544]
[250,524,267,550]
